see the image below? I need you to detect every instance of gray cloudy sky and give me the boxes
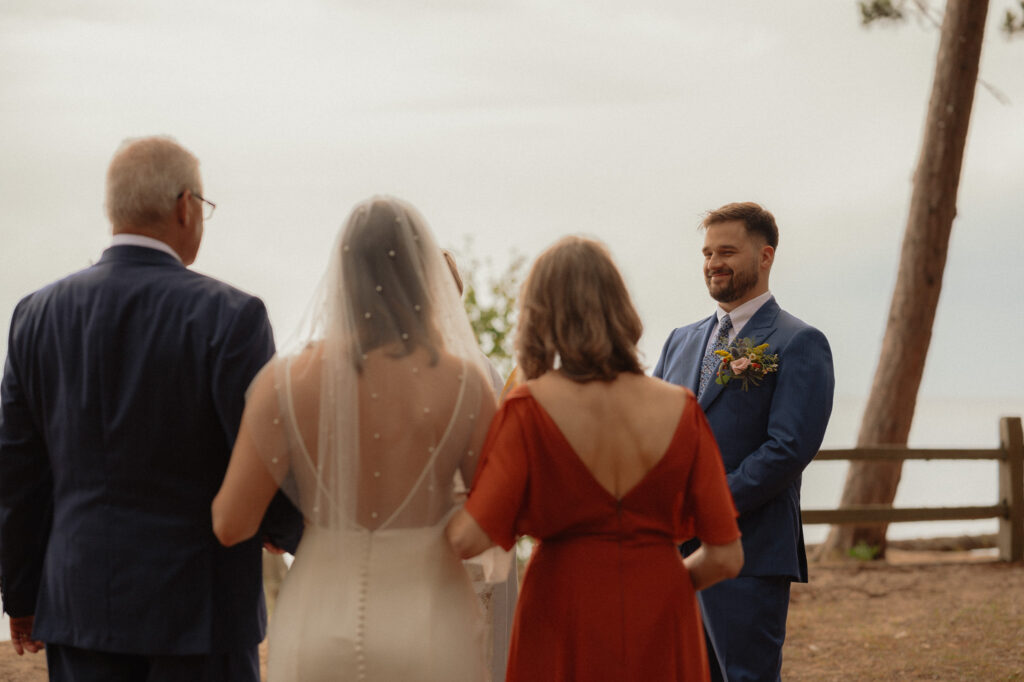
[2,0,1023,452]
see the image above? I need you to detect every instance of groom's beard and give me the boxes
[705,258,759,304]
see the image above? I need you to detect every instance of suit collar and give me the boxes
[98,244,185,268]
[110,233,182,262]
[737,295,780,342]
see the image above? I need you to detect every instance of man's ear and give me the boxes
[175,191,191,226]
[760,244,775,271]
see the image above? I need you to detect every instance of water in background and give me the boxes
[804,395,1024,543]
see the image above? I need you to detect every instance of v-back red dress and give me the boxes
[465,385,740,682]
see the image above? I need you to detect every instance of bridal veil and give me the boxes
[242,195,499,535]
[238,196,509,680]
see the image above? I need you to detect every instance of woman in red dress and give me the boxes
[447,236,744,681]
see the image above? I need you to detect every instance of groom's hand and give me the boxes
[9,615,44,655]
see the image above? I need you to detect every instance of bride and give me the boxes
[212,196,501,681]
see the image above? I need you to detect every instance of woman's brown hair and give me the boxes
[515,236,643,382]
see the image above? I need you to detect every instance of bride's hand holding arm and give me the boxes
[448,366,499,560]
[212,425,280,546]
[212,369,284,547]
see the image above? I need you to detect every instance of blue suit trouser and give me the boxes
[45,643,260,682]
[699,575,791,682]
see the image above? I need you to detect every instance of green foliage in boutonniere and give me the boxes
[714,338,779,391]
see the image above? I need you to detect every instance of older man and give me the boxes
[0,136,303,681]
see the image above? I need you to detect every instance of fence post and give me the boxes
[998,417,1024,562]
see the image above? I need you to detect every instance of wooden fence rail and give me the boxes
[801,416,1024,562]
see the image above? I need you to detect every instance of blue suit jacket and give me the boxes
[653,297,834,581]
[0,245,303,655]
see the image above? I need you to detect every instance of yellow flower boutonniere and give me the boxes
[714,338,779,391]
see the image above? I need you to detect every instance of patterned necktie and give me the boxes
[698,314,733,399]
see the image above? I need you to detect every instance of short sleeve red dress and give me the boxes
[465,385,740,682]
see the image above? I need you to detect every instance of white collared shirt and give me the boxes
[712,290,773,343]
[110,233,182,263]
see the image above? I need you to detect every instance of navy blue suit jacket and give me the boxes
[653,297,834,581]
[0,245,303,655]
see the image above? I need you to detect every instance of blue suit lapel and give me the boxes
[699,297,781,411]
[678,315,716,394]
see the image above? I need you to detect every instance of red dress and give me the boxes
[465,385,740,682]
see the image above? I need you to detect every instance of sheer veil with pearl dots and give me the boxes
[238,196,503,554]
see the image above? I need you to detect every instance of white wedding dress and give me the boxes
[239,197,506,682]
[270,525,485,680]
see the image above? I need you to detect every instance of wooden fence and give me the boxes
[801,416,1024,562]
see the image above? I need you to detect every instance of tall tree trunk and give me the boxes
[817,0,988,560]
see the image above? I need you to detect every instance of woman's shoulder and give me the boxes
[642,372,690,397]
[626,374,692,426]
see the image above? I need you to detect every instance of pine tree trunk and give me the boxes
[817,0,988,560]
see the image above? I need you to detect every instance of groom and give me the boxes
[653,202,834,681]
[0,136,303,680]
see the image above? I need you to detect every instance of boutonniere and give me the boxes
[714,338,779,391]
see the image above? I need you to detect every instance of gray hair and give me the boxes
[105,136,201,230]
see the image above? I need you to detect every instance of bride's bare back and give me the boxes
[282,343,493,530]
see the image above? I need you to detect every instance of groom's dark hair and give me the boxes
[703,202,779,249]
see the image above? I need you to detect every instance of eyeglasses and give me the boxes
[177,190,216,220]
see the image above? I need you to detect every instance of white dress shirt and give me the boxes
[110,233,182,263]
[711,290,773,344]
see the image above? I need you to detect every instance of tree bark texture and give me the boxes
[818,0,988,560]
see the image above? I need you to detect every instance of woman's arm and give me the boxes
[446,507,495,560]
[457,365,499,487]
[212,424,281,547]
[683,538,744,591]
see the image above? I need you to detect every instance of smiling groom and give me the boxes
[653,202,834,682]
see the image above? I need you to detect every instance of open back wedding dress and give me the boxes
[238,197,505,681]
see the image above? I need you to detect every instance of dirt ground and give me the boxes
[1,550,1021,681]
[784,550,1024,681]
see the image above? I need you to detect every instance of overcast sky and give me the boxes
[3,0,1023,454]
